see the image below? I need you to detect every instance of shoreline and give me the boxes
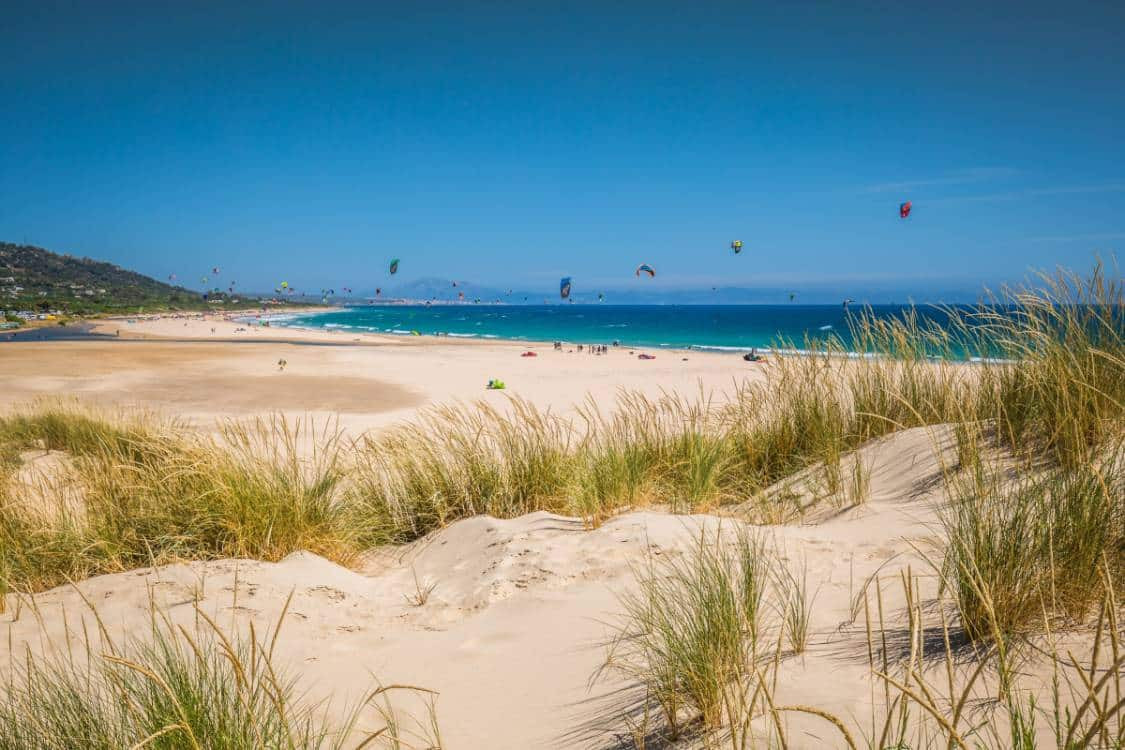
[10,308,1000,364]
[270,307,1001,362]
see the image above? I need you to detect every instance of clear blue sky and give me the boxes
[2,0,1123,298]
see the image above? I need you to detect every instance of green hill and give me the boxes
[0,242,253,314]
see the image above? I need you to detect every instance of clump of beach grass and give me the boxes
[971,264,1125,468]
[601,527,806,741]
[1,415,357,596]
[0,594,443,750]
[941,444,1124,642]
[347,399,579,545]
[0,399,177,464]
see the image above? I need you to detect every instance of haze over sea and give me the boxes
[277,304,958,353]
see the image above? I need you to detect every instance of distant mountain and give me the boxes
[381,277,515,303]
[0,242,252,313]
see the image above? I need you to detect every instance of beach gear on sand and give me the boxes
[521,351,537,357]
[743,352,761,362]
[638,353,656,360]
[487,379,506,389]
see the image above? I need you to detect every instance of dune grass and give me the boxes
[2,266,1122,642]
[602,527,781,740]
[941,445,1125,642]
[1,412,357,597]
[0,596,441,750]
[605,532,1125,749]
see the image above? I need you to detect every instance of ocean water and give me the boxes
[275,304,964,354]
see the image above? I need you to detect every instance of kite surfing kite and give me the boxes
[212,267,220,275]
[635,263,656,278]
[789,292,796,302]
[899,201,912,219]
[731,240,743,254]
[560,277,572,299]
[597,292,605,302]
[843,298,855,309]
[389,259,400,275]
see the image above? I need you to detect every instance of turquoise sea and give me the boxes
[274,304,964,354]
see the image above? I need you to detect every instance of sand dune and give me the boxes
[2,426,956,748]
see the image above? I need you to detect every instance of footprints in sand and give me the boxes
[307,585,348,602]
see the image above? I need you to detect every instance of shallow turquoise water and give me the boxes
[275,304,962,353]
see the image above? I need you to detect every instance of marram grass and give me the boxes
[0,595,442,749]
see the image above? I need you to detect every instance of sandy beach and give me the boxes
[1,311,767,434]
[5,4,1120,745]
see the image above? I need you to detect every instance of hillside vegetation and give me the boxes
[0,242,251,314]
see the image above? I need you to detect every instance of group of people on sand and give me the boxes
[553,341,617,355]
